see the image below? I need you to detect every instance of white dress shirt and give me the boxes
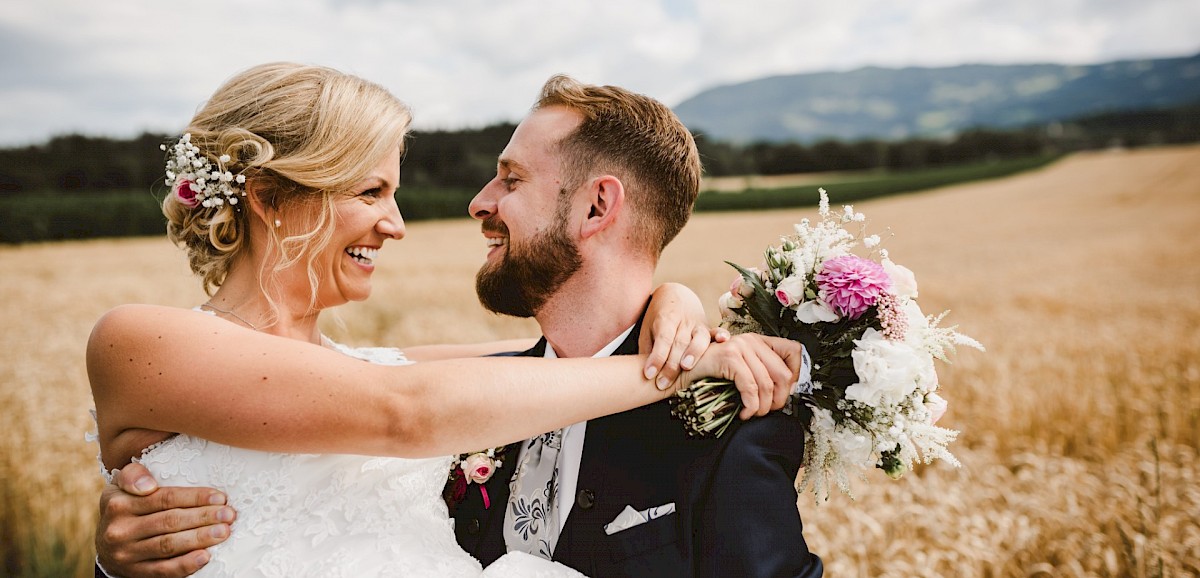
[530,325,636,536]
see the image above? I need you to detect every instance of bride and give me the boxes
[88,63,801,577]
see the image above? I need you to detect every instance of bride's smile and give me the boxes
[345,245,380,267]
[322,146,404,305]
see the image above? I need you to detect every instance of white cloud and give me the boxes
[0,0,1196,145]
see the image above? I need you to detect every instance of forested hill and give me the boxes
[674,52,1200,143]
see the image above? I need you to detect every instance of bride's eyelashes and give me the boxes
[354,186,395,202]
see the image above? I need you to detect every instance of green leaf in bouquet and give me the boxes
[727,261,785,337]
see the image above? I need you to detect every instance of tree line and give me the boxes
[1,101,1196,243]
[4,101,1198,197]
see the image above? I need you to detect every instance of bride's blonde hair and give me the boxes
[162,62,412,306]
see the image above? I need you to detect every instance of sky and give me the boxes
[1,0,1197,147]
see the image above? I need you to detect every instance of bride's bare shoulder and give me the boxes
[88,304,210,355]
[99,302,195,318]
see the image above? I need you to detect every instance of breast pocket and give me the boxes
[604,513,681,561]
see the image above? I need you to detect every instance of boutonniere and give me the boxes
[444,446,506,512]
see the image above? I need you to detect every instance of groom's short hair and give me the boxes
[535,75,701,257]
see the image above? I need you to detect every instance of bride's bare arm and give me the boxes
[396,283,719,386]
[399,338,538,362]
[90,304,800,469]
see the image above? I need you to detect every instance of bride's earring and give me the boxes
[274,219,282,228]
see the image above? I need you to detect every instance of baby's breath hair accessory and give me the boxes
[161,133,247,209]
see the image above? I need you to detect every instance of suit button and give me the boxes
[467,519,481,534]
[577,489,595,510]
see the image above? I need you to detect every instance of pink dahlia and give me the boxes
[815,255,891,320]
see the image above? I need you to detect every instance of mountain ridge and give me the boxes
[674,52,1200,143]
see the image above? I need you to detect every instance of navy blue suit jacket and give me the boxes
[452,325,823,577]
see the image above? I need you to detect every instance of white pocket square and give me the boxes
[603,502,675,535]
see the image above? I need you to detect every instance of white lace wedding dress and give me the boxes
[95,342,581,578]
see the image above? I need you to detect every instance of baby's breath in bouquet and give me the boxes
[671,188,983,500]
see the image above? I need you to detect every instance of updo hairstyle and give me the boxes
[162,62,412,296]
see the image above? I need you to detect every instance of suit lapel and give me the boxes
[552,321,644,560]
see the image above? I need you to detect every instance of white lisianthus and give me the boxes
[845,328,924,406]
[795,300,839,323]
[882,258,918,298]
[901,299,929,344]
[924,392,948,425]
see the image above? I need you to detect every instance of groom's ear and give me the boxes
[580,175,625,241]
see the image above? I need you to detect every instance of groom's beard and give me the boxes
[475,207,582,318]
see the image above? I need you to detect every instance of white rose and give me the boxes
[882,258,918,298]
[774,275,807,307]
[718,292,742,321]
[730,271,757,299]
[845,328,924,406]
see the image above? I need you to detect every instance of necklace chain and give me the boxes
[201,302,260,331]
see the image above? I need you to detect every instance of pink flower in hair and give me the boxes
[175,179,199,208]
[815,255,891,320]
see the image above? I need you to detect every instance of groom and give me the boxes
[450,75,823,576]
[92,76,823,577]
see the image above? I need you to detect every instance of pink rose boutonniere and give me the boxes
[462,452,498,484]
[444,447,506,512]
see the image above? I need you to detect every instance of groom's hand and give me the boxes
[681,334,802,419]
[96,463,235,578]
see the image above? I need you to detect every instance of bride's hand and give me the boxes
[639,283,727,388]
[677,334,803,419]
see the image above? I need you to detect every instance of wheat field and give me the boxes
[2,145,1198,576]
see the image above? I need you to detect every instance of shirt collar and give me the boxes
[543,325,637,360]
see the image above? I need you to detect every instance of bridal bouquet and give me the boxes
[672,188,983,500]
